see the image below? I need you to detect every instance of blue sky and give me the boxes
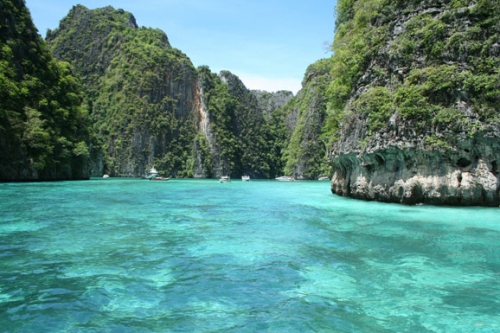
[25,0,336,94]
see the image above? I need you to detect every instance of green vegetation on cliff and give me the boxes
[278,59,333,179]
[47,5,291,179]
[47,5,198,177]
[198,67,283,178]
[324,0,500,146]
[7,1,498,183]
[325,0,500,206]
[0,0,91,180]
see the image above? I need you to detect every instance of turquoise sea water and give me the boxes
[0,178,499,333]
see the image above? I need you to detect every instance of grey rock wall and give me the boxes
[331,118,500,206]
[329,1,500,206]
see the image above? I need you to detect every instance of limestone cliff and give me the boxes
[252,90,293,121]
[327,0,500,206]
[46,6,285,179]
[47,5,198,177]
[193,68,285,178]
[279,59,332,180]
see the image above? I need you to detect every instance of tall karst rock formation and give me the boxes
[325,0,500,206]
[0,0,92,181]
[46,5,290,179]
[279,59,333,180]
[46,5,198,177]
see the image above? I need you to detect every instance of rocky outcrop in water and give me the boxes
[331,117,500,206]
[327,0,500,206]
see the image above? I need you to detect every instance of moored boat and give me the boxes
[219,176,231,183]
[151,176,170,181]
[145,166,158,179]
[318,176,330,181]
[242,175,250,181]
[275,176,295,181]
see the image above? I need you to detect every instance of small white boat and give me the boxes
[275,176,295,181]
[318,176,330,181]
[219,176,231,183]
[242,175,250,181]
[145,166,159,179]
[102,174,109,179]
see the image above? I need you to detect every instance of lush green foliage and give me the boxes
[47,5,198,177]
[279,59,333,178]
[324,0,500,148]
[90,27,196,176]
[199,67,281,178]
[328,0,387,110]
[0,0,91,179]
[46,5,289,179]
[390,1,500,128]
[7,0,498,181]
[353,86,394,133]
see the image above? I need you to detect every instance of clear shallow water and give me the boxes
[1,178,499,333]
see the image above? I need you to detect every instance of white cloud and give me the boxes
[235,72,302,95]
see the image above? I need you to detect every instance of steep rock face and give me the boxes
[193,68,282,178]
[252,90,293,121]
[328,0,500,206]
[0,0,92,181]
[46,5,287,179]
[192,73,215,178]
[280,59,332,179]
[47,5,198,177]
[331,117,500,205]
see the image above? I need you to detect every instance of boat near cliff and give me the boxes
[275,176,295,181]
[151,176,170,181]
[219,176,231,183]
[318,176,329,181]
[144,166,159,179]
[242,175,250,181]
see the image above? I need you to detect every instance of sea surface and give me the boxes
[1,178,499,333]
